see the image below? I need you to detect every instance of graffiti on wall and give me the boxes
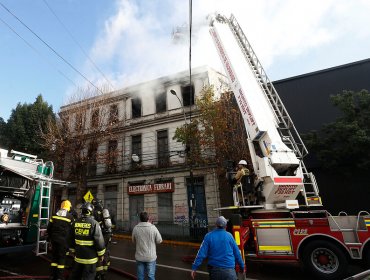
[174,203,188,224]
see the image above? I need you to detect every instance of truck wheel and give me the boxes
[302,240,348,280]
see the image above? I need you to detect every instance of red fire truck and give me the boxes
[208,14,370,279]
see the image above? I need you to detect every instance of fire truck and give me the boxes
[208,14,370,279]
[0,148,67,255]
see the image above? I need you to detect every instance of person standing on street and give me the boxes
[92,199,113,280]
[132,212,163,280]
[47,200,74,280]
[191,216,245,280]
[69,202,105,280]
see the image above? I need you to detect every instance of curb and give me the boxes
[113,233,201,248]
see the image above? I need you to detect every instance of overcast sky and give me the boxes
[1,0,370,121]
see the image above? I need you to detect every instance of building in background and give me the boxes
[57,66,227,239]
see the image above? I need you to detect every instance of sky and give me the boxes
[1,0,370,121]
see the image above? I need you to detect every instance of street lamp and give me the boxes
[170,89,187,125]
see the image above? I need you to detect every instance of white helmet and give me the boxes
[238,160,247,165]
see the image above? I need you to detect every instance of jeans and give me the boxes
[136,260,156,280]
[208,266,237,280]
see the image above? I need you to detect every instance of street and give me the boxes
[0,236,366,279]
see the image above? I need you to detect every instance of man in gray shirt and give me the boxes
[132,212,163,280]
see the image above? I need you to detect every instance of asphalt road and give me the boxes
[0,237,367,280]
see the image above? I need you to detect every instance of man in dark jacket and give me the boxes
[47,200,74,280]
[69,202,105,280]
[92,199,112,280]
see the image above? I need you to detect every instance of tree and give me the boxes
[0,117,7,147]
[40,87,121,202]
[303,89,370,175]
[173,86,250,207]
[5,95,55,157]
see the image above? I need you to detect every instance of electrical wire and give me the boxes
[0,16,77,87]
[0,2,103,94]
[42,0,115,90]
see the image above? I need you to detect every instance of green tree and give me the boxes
[6,95,55,157]
[303,89,370,175]
[0,117,7,147]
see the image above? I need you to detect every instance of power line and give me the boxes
[0,16,77,88]
[42,0,115,90]
[0,2,103,94]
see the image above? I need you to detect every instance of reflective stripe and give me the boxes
[70,248,75,252]
[96,266,104,271]
[49,218,53,222]
[75,257,98,264]
[51,263,58,267]
[259,245,292,251]
[97,248,106,256]
[76,239,94,246]
[52,216,71,223]
[103,266,109,270]
[57,265,65,269]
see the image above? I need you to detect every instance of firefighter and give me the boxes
[69,202,105,280]
[92,199,113,280]
[233,160,250,206]
[47,200,74,280]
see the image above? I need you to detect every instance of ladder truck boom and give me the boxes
[208,14,321,209]
[207,14,370,280]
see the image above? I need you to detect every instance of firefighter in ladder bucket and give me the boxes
[232,160,251,206]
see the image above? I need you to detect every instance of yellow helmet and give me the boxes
[61,200,72,211]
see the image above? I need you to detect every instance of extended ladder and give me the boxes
[226,14,321,206]
[35,180,51,255]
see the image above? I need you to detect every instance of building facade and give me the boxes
[57,66,227,237]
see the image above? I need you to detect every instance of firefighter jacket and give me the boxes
[234,167,250,184]
[70,215,106,265]
[47,209,74,246]
[93,206,112,235]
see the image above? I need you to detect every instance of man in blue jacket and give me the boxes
[191,216,245,280]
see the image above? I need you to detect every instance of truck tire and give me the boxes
[302,240,348,280]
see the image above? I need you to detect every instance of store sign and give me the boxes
[128,182,174,195]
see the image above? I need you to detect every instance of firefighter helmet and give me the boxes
[81,202,94,215]
[60,200,72,211]
[238,160,248,166]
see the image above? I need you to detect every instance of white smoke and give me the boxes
[78,0,370,90]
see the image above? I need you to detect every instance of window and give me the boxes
[87,142,97,176]
[158,192,173,222]
[132,97,142,118]
[91,108,99,128]
[109,104,119,125]
[131,135,141,168]
[104,185,118,226]
[181,84,195,106]
[155,92,166,113]
[75,112,84,132]
[107,140,118,174]
[157,130,169,167]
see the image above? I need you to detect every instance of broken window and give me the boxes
[132,97,142,118]
[91,108,99,128]
[107,140,118,174]
[181,84,195,106]
[131,134,142,168]
[155,92,167,113]
[157,130,169,167]
[109,104,119,125]
[87,142,97,176]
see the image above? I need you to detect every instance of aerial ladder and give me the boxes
[208,14,321,209]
